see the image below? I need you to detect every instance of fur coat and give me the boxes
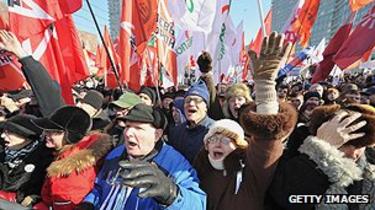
[34,133,112,210]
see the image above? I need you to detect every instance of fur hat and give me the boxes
[197,51,212,73]
[225,83,252,102]
[203,119,248,149]
[32,106,92,144]
[1,114,42,140]
[309,104,375,148]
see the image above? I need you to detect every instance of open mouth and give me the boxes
[127,140,138,147]
[212,151,224,159]
[187,109,197,114]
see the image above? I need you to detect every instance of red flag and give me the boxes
[54,16,90,84]
[249,10,272,55]
[334,5,375,70]
[241,32,250,81]
[0,50,25,91]
[103,26,121,89]
[311,23,352,83]
[349,0,373,12]
[292,0,320,47]
[8,0,82,39]
[118,0,157,87]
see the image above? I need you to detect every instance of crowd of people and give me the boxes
[0,29,374,210]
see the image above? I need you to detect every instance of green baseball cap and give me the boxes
[110,92,142,109]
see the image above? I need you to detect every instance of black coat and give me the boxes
[0,142,54,204]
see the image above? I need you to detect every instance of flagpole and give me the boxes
[256,0,267,36]
[85,0,123,92]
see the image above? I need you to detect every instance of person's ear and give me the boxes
[155,128,164,142]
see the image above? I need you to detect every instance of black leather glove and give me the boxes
[197,51,212,73]
[119,160,179,206]
[74,202,94,210]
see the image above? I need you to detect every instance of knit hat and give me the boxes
[184,80,209,104]
[78,90,104,110]
[139,87,157,105]
[162,92,175,100]
[309,104,375,148]
[1,114,42,139]
[225,83,252,102]
[197,51,212,73]
[304,91,321,102]
[110,92,142,109]
[32,106,92,144]
[121,103,167,130]
[204,119,248,149]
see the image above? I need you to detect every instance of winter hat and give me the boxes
[139,86,157,105]
[303,91,321,102]
[226,83,253,102]
[162,92,175,100]
[121,103,167,130]
[203,119,248,149]
[309,104,375,148]
[1,114,42,140]
[110,92,142,109]
[184,80,209,105]
[32,106,92,144]
[197,51,212,73]
[78,90,104,110]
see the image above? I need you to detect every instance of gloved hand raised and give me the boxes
[249,32,291,82]
[119,160,179,206]
[317,110,367,148]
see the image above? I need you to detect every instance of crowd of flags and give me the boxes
[0,0,374,103]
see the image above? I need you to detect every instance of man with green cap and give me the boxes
[107,92,143,146]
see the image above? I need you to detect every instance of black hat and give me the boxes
[32,106,92,144]
[304,91,321,102]
[121,103,167,130]
[162,92,175,100]
[139,87,157,105]
[8,89,33,101]
[1,114,42,139]
[78,90,104,110]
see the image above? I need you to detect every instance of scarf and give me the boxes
[4,140,39,170]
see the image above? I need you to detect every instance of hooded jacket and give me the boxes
[34,133,112,210]
[194,102,298,210]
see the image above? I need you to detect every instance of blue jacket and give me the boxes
[84,142,206,210]
[168,116,214,163]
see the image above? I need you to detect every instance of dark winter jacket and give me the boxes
[0,142,54,206]
[194,102,298,210]
[265,135,375,210]
[168,116,214,164]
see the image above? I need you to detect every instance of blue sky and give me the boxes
[73,0,271,45]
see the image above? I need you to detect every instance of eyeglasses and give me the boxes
[206,135,233,145]
[184,96,204,104]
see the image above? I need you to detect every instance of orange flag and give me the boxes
[349,0,373,12]
[292,0,320,47]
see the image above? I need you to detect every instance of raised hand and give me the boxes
[317,110,367,148]
[119,160,178,206]
[0,30,28,59]
[249,32,292,82]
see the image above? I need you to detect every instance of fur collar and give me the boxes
[47,133,112,177]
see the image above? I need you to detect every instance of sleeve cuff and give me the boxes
[254,79,278,114]
[298,136,362,187]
